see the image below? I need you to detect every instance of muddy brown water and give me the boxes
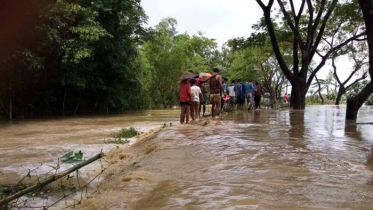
[2,106,373,209]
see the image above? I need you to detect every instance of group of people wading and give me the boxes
[179,68,274,124]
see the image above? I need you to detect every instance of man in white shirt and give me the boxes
[190,78,204,120]
[227,80,236,107]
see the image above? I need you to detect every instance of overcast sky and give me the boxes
[141,0,357,83]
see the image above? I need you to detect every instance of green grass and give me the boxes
[113,127,139,139]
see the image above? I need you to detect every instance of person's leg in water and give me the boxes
[247,93,252,110]
[220,97,225,112]
[192,101,199,120]
[216,97,221,118]
[254,95,260,109]
[199,101,205,118]
[180,105,186,124]
[185,105,190,124]
[190,102,195,121]
[211,102,216,117]
[194,102,200,119]
[210,94,216,117]
[211,94,221,118]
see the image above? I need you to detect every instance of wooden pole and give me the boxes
[0,152,105,207]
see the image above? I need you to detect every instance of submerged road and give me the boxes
[75,106,373,210]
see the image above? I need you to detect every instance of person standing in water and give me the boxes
[209,68,225,118]
[179,78,192,124]
[190,78,204,120]
[235,79,244,108]
[197,73,208,117]
[254,82,263,109]
[227,80,236,107]
[244,79,256,110]
[221,78,228,112]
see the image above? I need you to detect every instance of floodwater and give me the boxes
[2,106,373,210]
[0,110,177,183]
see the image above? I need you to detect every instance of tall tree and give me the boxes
[255,0,365,109]
[345,0,373,120]
[332,43,368,105]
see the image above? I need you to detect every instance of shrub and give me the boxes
[113,127,139,139]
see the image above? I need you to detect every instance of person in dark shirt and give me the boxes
[254,82,263,109]
[196,73,207,117]
[209,68,225,118]
[235,79,243,108]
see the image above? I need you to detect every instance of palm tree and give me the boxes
[311,70,338,100]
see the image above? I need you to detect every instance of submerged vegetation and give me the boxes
[113,127,139,139]
[61,151,84,163]
[105,138,130,145]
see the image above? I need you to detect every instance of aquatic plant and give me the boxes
[61,151,84,163]
[113,127,139,139]
[105,138,130,145]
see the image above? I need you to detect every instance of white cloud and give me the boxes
[141,0,263,47]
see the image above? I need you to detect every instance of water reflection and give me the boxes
[345,122,362,141]
[288,110,306,149]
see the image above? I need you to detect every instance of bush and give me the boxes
[113,127,139,139]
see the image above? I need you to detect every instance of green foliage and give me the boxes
[0,185,11,200]
[138,18,219,108]
[113,127,139,138]
[61,151,84,163]
[0,0,147,117]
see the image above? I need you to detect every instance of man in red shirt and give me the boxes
[180,79,192,124]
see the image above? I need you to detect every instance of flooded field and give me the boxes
[0,110,178,183]
[1,106,373,209]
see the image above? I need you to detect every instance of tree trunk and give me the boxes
[349,0,373,120]
[290,77,306,109]
[335,86,345,105]
[346,81,373,120]
[62,89,66,116]
[9,85,12,121]
[74,91,81,116]
[317,89,323,104]
[335,92,343,105]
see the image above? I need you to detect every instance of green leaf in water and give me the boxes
[74,150,83,160]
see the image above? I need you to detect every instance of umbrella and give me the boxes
[180,72,194,81]
[199,73,212,78]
